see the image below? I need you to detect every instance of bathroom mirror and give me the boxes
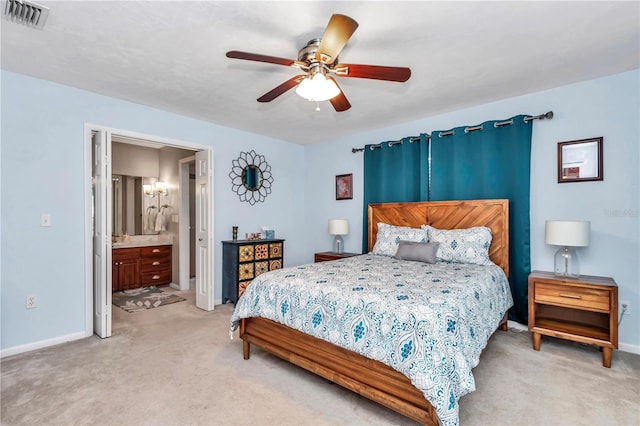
[112,175,158,236]
[229,150,274,205]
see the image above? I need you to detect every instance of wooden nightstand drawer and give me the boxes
[535,283,610,312]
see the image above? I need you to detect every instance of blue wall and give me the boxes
[0,71,305,352]
[2,69,638,354]
[304,70,639,350]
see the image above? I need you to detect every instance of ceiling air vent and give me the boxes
[3,0,49,29]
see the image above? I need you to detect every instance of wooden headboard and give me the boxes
[368,199,509,276]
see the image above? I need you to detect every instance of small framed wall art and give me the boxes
[336,173,353,200]
[557,137,603,183]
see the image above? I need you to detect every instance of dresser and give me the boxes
[528,270,618,367]
[222,239,284,304]
[112,244,172,292]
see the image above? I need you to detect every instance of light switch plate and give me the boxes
[40,213,52,227]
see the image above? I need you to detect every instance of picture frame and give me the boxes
[335,173,353,200]
[557,137,603,183]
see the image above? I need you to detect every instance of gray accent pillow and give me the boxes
[394,241,440,264]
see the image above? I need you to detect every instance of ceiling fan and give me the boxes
[226,14,411,112]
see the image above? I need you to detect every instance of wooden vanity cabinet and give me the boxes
[112,248,140,292]
[140,245,172,287]
[112,245,172,292]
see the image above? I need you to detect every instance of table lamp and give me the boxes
[328,219,349,253]
[545,220,590,278]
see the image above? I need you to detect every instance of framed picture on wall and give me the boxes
[336,173,353,200]
[557,137,603,183]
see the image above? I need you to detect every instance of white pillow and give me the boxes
[371,223,427,257]
[422,225,493,265]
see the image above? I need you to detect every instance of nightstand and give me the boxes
[528,270,618,367]
[314,251,360,263]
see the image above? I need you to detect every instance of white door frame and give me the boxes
[178,155,195,291]
[83,123,215,337]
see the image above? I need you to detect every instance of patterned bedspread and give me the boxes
[230,254,513,426]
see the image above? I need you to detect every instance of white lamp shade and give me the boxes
[545,220,590,247]
[328,219,349,235]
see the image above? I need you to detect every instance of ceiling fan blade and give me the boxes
[327,77,351,112]
[257,75,306,102]
[333,64,411,82]
[316,14,359,65]
[226,50,295,67]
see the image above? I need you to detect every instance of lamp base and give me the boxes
[554,246,580,278]
[332,235,344,254]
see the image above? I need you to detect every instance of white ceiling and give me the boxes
[1,1,638,145]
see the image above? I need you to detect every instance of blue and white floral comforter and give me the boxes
[230,254,513,426]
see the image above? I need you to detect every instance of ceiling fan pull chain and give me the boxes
[315,101,321,112]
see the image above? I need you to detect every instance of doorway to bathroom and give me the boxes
[84,124,214,339]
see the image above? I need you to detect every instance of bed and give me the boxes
[230,199,512,426]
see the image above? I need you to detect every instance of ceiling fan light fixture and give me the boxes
[295,72,340,102]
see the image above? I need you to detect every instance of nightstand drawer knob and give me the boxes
[559,293,582,299]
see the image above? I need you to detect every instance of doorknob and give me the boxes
[198,237,203,241]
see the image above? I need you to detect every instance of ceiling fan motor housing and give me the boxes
[298,38,338,71]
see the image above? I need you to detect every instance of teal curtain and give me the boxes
[362,134,429,253]
[430,115,532,323]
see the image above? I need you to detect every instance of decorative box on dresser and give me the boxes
[528,270,618,367]
[222,239,284,304]
[112,244,172,292]
[314,251,361,263]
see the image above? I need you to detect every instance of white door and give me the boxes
[195,150,214,310]
[93,130,112,337]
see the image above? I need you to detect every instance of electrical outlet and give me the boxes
[621,300,630,316]
[26,295,37,309]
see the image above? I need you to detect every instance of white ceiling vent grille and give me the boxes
[4,0,49,29]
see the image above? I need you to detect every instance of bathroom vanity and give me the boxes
[112,236,173,292]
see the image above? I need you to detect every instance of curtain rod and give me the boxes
[351,111,553,153]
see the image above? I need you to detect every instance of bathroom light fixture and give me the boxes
[143,184,155,198]
[295,69,340,102]
[155,181,168,196]
[328,219,349,253]
[545,220,590,278]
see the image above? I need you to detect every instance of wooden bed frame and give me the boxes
[239,199,510,425]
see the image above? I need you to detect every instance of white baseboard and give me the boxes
[619,342,640,355]
[506,320,640,355]
[0,331,89,359]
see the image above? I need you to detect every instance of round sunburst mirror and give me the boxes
[229,150,273,205]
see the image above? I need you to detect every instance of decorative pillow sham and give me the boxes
[422,225,493,266]
[394,241,439,264]
[371,223,427,257]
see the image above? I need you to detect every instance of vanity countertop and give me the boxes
[112,241,173,249]
[112,235,173,249]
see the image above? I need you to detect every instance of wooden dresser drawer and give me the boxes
[535,282,610,312]
[140,245,171,258]
[140,256,172,273]
[140,269,172,286]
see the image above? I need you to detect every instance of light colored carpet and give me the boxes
[1,288,639,426]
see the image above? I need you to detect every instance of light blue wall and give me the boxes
[303,69,640,349]
[0,71,305,351]
[2,69,638,353]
